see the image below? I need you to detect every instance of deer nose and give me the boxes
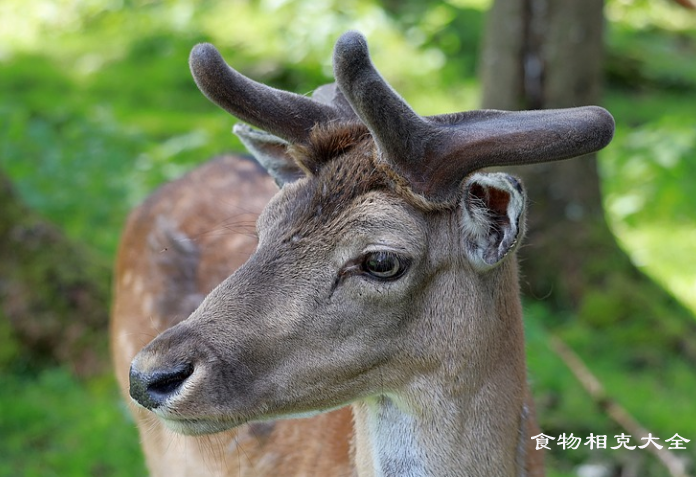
[129,363,194,410]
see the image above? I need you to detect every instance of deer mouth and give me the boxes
[153,410,248,436]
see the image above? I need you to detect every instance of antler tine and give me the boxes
[190,43,338,144]
[419,107,615,199]
[332,32,614,202]
[333,32,434,175]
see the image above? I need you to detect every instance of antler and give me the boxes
[333,31,615,201]
[190,33,614,202]
[190,43,350,144]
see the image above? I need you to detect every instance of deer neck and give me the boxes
[352,261,529,477]
[351,385,529,477]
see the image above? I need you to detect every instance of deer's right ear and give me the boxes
[459,173,526,271]
[233,124,306,187]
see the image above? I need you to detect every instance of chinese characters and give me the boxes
[530,433,690,451]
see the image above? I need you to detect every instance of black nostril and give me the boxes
[147,364,194,397]
[130,363,194,410]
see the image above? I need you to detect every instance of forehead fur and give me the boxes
[285,122,454,221]
[288,122,371,175]
[269,130,392,242]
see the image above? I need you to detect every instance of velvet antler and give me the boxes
[190,43,348,144]
[190,33,614,202]
[333,31,615,201]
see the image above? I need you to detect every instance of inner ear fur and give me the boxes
[459,172,526,270]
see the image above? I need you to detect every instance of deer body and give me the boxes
[113,32,613,476]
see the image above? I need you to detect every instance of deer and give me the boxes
[111,31,614,477]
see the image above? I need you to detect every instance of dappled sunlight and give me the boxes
[613,223,696,314]
[607,0,696,31]
[0,0,489,256]
[601,114,696,317]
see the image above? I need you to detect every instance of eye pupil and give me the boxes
[367,255,394,273]
[363,252,406,279]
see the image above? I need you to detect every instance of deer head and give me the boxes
[129,31,613,475]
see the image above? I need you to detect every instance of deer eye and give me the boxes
[362,252,408,280]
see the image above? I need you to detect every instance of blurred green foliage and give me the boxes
[526,303,696,476]
[0,369,144,477]
[0,0,488,255]
[0,0,695,476]
[602,109,696,311]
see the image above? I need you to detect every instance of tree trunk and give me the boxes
[0,172,111,377]
[481,0,607,306]
[479,0,696,362]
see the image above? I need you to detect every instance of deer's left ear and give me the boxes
[234,124,306,187]
[459,172,526,270]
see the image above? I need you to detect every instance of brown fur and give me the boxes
[289,122,370,175]
[114,150,546,476]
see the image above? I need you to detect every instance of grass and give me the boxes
[526,304,696,477]
[0,368,145,477]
